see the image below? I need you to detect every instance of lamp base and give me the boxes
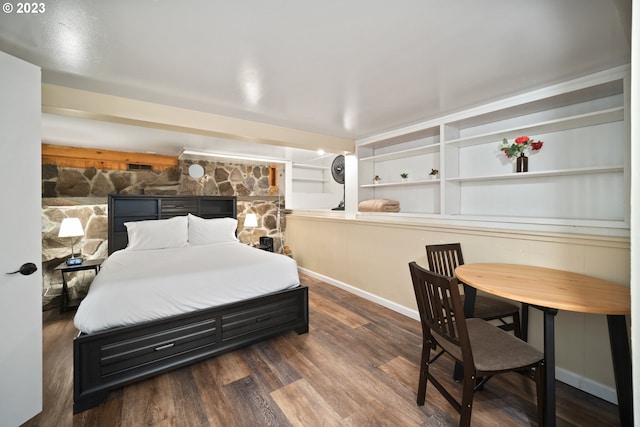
[66,257,83,266]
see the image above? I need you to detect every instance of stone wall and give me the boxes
[42,160,276,198]
[42,201,109,310]
[41,158,288,311]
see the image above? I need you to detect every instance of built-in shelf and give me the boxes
[360,143,440,162]
[360,179,440,188]
[446,107,624,148]
[356,67,629,234]
[293,177,330,183]
[356,211,628,228]
[447,166,623,182]
[292,163,329,170]
[290,161,341,207]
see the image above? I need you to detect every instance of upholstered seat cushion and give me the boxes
[463,294,518,319]
[434,318,543,373]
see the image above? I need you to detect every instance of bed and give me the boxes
[73,194,309,413]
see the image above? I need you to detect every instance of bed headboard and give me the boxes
[107,194,237,255]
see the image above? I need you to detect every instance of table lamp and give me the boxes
[244,213,258,246]
[59,217,84,265]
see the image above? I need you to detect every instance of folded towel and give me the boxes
[358,199,400,212]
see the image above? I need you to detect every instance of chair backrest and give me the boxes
[425,243,464,277]
[409,261,473,362]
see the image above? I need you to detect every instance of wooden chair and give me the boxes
[408,262,545,426]
[426,243,528,340]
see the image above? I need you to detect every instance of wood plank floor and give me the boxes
[23,273,619,426]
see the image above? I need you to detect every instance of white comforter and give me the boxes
[74,242,300,334]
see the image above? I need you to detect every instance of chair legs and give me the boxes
[503,311,522,339]
[459,372,476,427]
[512,312,522,339]
[417,337,476,426]
[417,340,430,405]
[495,304,528,341]
[521,303,529,341]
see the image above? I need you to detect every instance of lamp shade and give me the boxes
[244,213,258,228]
[58,218,84,238]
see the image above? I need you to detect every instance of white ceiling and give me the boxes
[0,0,631,161]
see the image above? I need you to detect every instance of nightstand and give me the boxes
[54,258,104,313]
[258,236,274,252]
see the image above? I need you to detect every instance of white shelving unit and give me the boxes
[356,67,630,235]
[292,163,330,193]
[290,161,344,210]
[358,126,441,214]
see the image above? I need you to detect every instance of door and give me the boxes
[0,52,43,425]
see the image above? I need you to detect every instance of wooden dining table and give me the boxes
[455,263,632,427]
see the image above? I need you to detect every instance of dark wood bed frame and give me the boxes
[73,194,309,413]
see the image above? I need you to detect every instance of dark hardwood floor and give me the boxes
[23,274,619,426]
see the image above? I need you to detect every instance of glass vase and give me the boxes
[516,153,528,173]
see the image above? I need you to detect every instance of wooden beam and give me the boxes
[42,144,178,171]
[42,84,355,155]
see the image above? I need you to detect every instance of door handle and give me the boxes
[5,262,38,276]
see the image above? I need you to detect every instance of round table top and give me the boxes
[455,263,630,315]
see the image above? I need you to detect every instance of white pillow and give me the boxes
[124,216,189,250]
[188,214,238,245]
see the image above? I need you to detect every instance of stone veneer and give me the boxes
[41,158,288,311]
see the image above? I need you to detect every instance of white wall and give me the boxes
[630,0,639,422]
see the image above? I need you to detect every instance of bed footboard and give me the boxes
[74,286,308,413]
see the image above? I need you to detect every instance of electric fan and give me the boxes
[331,155,345,211]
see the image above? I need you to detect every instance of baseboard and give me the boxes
[298,267,619,405]
[555,367,617,404]
[298,267,420,321]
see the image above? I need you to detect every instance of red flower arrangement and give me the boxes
[500,136,543,158]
